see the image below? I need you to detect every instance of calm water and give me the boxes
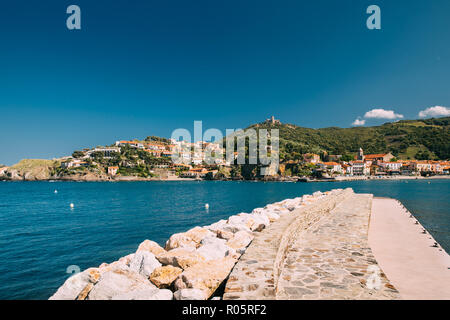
[0,180,448,300]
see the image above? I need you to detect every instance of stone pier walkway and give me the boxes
[224,192,401,300]
[276,194,399,299]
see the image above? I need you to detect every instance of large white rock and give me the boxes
[226,230,254,254]
[228,213,253,226]
[196,237,232,261]
[200,235,225,246]
[276,207,290,215]
[174,257,237,298]
[216,229,234,240]
[249,213,270,231]
[251,208,265,214]
[129,251,161,277]
[313,191,323,197]
[225,214,257,233]
[173,288,207,300]
[157,247,206,269]
[221,222,252,234]
[279,199,297,211]
[49,268,98,300]
[136,239,166,256]
[264,204,280,211]
[111,288,173,300]
[206,220,227,233]
[261,210,280,222]
[165,227,214,250]
[88,269,156,300]
[98,260,130,274]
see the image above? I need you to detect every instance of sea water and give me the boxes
[0,179,448,299]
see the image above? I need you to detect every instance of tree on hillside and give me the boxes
[415,150,431,160]
[340,154,355,162]
[72,151,85,158]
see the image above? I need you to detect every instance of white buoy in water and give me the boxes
[70,203,74,209]
[205,203,209,210]
[54,190,58,194]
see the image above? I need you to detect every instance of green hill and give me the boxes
[248,117,449,161]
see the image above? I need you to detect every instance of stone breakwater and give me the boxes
[223,191,400,300]
[49,188,347,300]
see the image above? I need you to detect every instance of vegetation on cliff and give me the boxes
[6,159,60,180]
[249,117,449,161]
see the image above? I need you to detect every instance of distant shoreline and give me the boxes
[1,175,449,182]
[306,175,450,183]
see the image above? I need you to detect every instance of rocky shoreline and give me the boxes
[49,189,345,300]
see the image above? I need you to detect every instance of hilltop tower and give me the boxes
[358,147,365,161]
[265,116,281,125]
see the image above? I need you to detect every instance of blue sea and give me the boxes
[0,180,448,300]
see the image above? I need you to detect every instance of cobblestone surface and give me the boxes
[224,192,401,300]
[277,194,399,300]
[223,189,353,300]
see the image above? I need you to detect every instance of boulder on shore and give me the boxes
[206,220,227,234]
[228,214,255,230]
[137,239,166,256]
[98,260,130,274]
[221,222,252,234]
[174,257,237,298]
[150,265,183,288]
[216,229,234,240]
[261,210,281,222]
[248,213,270,231]
[165,227,214,250]
[173,288,208,300]
[226,231,254,254]
[49,267,100,300]
[196,237,232,261]
[157,247,206,269]
[87,269,156,300]
[129,251,161,277]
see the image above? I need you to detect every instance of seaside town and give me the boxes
[0,116,449,182]
[50,139,450,181]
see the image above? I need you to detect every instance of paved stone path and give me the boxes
[276,194,400,299]
[224,189,354,300]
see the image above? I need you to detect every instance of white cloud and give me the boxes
[352,118,366,126]
[418,106,450,118]
[364,108,404,120]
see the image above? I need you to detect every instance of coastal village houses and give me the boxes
[320,162,342,173]
[349,161,370,176]
[87,147,121,158]
[60,137,449,179]
[61,159,89,169]
[108,166,119,176]
[303,153,321,164]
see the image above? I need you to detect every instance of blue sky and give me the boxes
[0,0,449,165]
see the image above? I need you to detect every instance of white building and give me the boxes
[321,162,342,173]
[379,162,402,172]
[61,159,89,169]
[115,141,144,149]
[87,147,121,158]
[350,161,369,175]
